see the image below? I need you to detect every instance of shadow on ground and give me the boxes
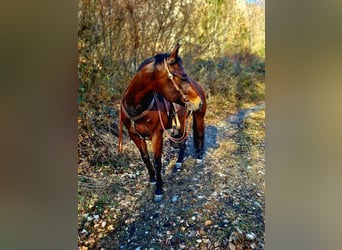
[92,103,265,249]
[100,159,217,249]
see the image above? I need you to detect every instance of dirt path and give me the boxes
[93,103,265,249]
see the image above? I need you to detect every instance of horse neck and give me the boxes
[124,72,155,108]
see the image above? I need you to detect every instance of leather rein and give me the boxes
[120,59,193,144]
[154,92,192,144]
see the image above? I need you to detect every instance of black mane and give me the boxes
[137,56,156,72]
[137,52,182,73]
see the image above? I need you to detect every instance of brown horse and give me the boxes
[118,44,206,201]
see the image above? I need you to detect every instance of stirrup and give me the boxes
[170,113,181,137]
[172,103,181,130]
[172,116,180,130]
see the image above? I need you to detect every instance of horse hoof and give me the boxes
[154,194,163,202]
[196,158,203,164]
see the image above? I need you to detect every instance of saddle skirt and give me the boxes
[154,93,181,132]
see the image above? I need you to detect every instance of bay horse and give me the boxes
[118,44,206,201]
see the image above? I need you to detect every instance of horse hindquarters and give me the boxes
[188,78,206,163]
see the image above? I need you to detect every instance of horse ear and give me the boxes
[167,43,180,64]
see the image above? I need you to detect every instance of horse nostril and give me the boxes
[182,74,188,81]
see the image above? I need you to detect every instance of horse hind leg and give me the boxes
[194,139,204,164]
[174,141,186,172]
[193,113,205,164]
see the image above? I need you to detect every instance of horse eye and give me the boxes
[181,75,188,82]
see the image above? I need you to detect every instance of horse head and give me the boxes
[157,44,203,112]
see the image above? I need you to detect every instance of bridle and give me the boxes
[163,58,190,106]
[154,92,192,144]
[122,58,191,121]
[161,58,196,143]
[120,58,195,143]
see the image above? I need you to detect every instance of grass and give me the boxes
[78,58,265,249]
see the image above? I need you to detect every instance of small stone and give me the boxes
[246,232,256,240]
[179,244,186,249]
[254,201,262,208]
[202,238,210,244]
[172,195,178,202]
[205,220,212,226]
[198,228,206,236]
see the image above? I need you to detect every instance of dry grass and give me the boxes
[78,60,265,249]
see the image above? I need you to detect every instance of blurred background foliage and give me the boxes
[78,2,265,245]
[78,0,265,162]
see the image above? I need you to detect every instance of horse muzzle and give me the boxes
[186,95,202,112]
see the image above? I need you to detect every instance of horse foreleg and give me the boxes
[130,134,156,184]
[152,133,164,201]
[193,112,205,163]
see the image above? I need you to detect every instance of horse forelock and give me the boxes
[155,53,182,65]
